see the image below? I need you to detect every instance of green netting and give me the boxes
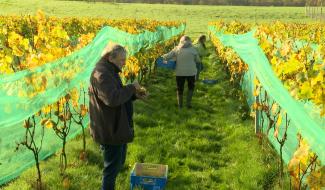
[0,24,185,186]
[208,26,325,165]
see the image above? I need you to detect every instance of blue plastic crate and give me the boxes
[156,57,176,70]
[202,79,218,85]
[130,163,168,190]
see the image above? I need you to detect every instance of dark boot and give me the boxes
[177,91,183,109]
[186,90,194,108]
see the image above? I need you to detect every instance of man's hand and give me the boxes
[163,60,168,64]
[132,81,141,91]
[135,87,149,100]
[132,81,148,100]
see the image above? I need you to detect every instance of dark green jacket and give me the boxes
[88,57,136,145]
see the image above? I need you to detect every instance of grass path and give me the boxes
[2,44,280,190]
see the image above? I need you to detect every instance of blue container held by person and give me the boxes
[156,57,176,70]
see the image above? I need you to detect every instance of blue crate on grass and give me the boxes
[130,163,168,190]
[202,79,218,85]
[156,57,176,70]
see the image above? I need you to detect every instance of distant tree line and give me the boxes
[73,0,310,6]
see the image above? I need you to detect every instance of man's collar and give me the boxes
[102,59,121,73]
[109,61,122,73]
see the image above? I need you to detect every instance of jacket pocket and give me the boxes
[113,105,121,134]
[114,106,134,144]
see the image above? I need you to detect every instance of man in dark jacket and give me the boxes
[88,44,146,190]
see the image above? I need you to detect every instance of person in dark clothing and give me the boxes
[88,43,147,190]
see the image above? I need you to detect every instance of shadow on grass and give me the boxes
[85,149,102,168]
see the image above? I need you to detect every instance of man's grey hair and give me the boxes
[101,43,127,60]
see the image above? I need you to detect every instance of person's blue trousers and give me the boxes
[100,144,127,190]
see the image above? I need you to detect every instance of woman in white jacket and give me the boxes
[162,36,201,109]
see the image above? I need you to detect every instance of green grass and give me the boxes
[0,0,313,38]
[1,44,284,190]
